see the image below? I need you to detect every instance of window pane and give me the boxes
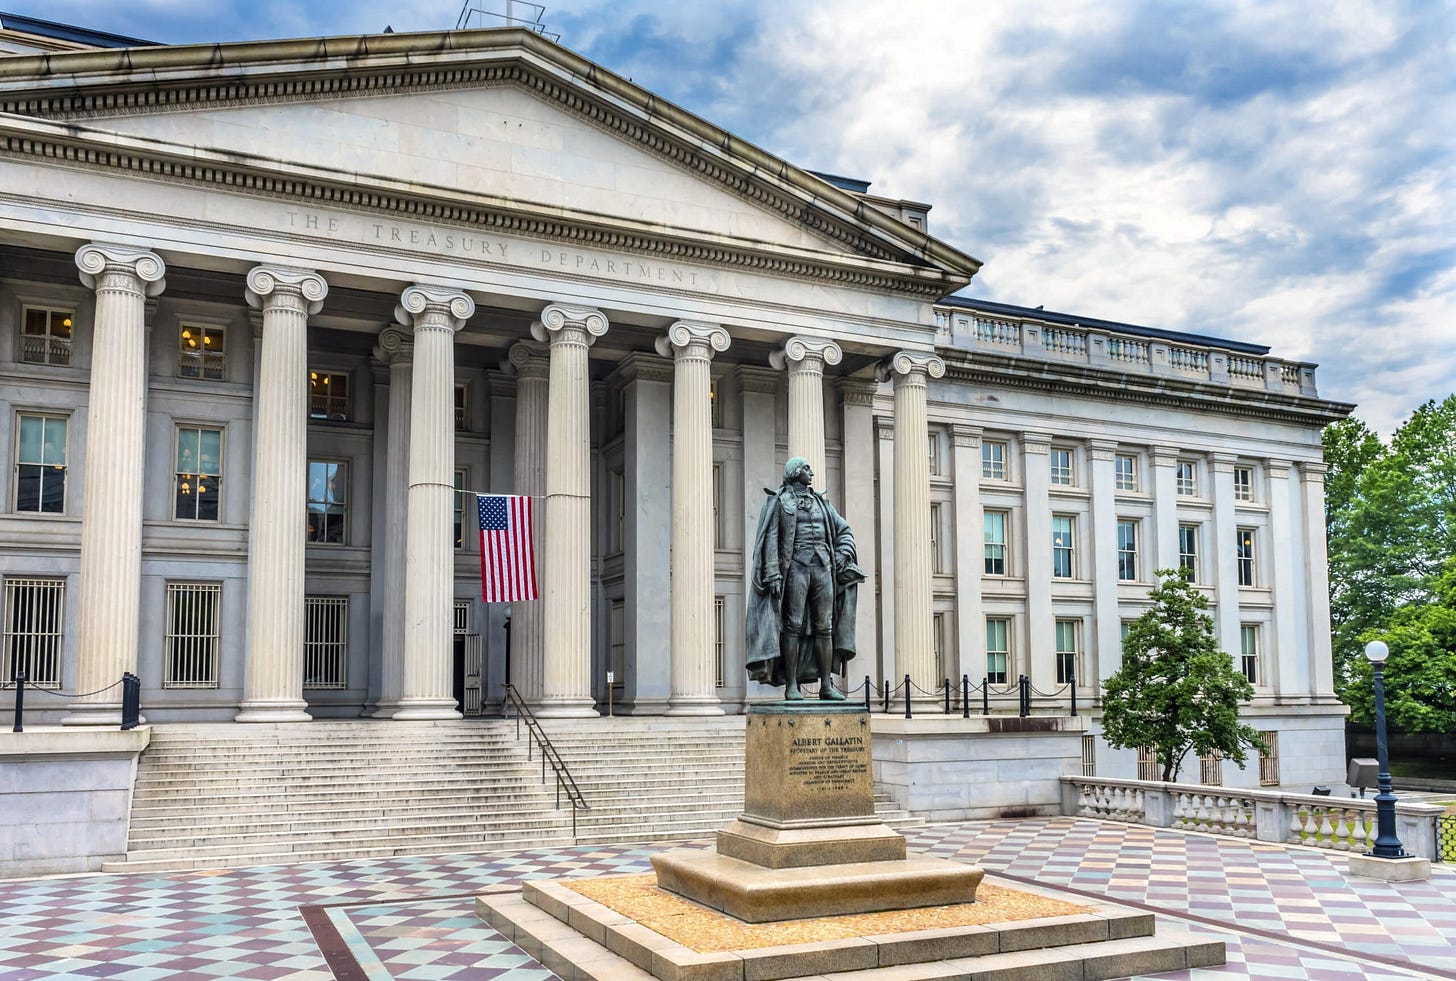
[17,416,42,463]
[40,417,66,467]
[1052,516,1074,578]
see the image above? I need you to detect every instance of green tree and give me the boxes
[1101,570,1265,782]
[1323,416,1391,687]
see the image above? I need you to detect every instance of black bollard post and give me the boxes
[1070,673,1078,717]
[1019,674,1030,717]
[864,675,871,712]
[882,679,890,714]
[982,676,989,716]
[904,674,912,719]
[943,678,950,715]
[121,673,140,731]
[962,674,971,719]
[12,671,24,733]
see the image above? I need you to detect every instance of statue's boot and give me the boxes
[816,636,845,700]
[782,630,804,700]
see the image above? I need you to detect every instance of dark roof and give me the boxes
[0,11,157,48]
[942,295,1271,356]
[808,171,872,194]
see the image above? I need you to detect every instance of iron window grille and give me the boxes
[164,582,221,689]
[2,577,64,688]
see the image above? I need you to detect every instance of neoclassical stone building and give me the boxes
[0,23,1351,785]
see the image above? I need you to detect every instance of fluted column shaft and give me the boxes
[771,336,841,480]
[949,425,983,685]
[534,305,609,717]
[659,323,730,715]
[1301,461,1337,699]
[1089,440,1121,687]
[394,286,474,720]
[882,351,944,695]
[235,266,326,723]
[1267,459,1302,696]
[371,329,413,717]
[1210,452,1242,658]
[63,244,165,725]
[509,342,550,705]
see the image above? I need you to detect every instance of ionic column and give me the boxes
[1022,433,1054,688]
[235,266,326,723]
[1089,440,1120,687]
[879,351,944,695]
[370,326,412,718]
[63,244,165,726]
[1301,461,1337,699]
[508,341,550,706]
[1151,447,1181,573]
[392,286,475,721]
[949,425,983,685]
[657,322,731,715]
[770,336,841,480]
[531,304,609,717]
[1267,459,1303,697]
[840,379,881,688]
[1210,452,1242,657]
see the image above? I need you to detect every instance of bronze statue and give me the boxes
[746,457,866,700]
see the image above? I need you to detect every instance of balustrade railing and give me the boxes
[1226,354,1264,382]
[1042,326,1088,357]
[1168,346,1209,373]
[1063,776,1446,860]
[1107,337,1149,365]
[975,317,1021,347]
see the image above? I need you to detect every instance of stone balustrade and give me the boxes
[1061,776,1446,860]
[934,305,1321,398]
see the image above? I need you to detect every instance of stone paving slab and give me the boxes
[0,818,1451,980]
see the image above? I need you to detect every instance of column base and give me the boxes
[532,698,600,719]
[370,699,401,719]
[390,699,463,721]
[666,697,726,716]
[235,700,312,723]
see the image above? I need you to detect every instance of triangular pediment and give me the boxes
[0,29,980,295]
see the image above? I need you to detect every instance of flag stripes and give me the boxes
[478,494,538,603]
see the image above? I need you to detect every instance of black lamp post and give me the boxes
[1364,640,1408,859]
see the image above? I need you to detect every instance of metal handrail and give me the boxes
[500,683,589,838]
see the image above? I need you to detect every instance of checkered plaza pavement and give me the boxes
[1,818,1452,981]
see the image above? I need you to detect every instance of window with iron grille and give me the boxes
[306,460,347,544]
[981,440,1007,480]
[303,596,348,690]
[1081,735,1096,776]
[983,510,1007,576]
[1117,520,1138,581]
[930,502,943,573]
[985,617,1010,685]
[2,577,64,688]
[163,582,221,689]
[174,426,223,521]
[1052,515,1075,578]
[928,433,942,476]
[1200,750,1223,786]
[1241,624,1261,685]
[15,414,68,514]
[709,376,722,429]
[712,464,723,549]
[609,600,625,687]
[178,323,225,380]
[1258,731,1280,786]
[1050,448,1074,486]
[308,369,350,421]
[453,469,467,549]
[1137,746,1160,782]
[1233,465,1254,502]
[1115,454,1138,491]
[453,600,470,634]
[1178,523,1199,580]
[1236,528,1257,586]
[1176,460,1197,496]
[455,384,468,431]
[1055,619,1080,685]
[20,306,73,366]
[714,596,725,688]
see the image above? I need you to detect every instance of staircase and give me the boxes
[106,717,923,873]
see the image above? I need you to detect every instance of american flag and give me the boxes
[477,494,538,603]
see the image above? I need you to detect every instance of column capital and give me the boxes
[1022,432,1053,455]
[485,368,517,399]
[1151,446,1181,468]
[397,285,474,333]
[950,424,983,448]
[246,265,327,314]
[532,303,609,345]
[1089,439,1119,462]
[372,325,414,365]
[876,350,945,384]
[838,378,879,407]
[507,340,550,380]
[1301,459,1329,478]
[612,351,675,385]
[735,364,781,396]
[769,335,842,373]
[76,243,166,297]
[1264,458,1292,478]
[1211,452,1240,473]
[654,320,730,360]
[876,419,897,441]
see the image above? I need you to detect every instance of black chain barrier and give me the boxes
[794,669,1081,720]
[10,673,139,732]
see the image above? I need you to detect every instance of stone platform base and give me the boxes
[1347,853,1433,882]
[716,820,906,869]
[476,875,1226,981]
[651,849,983,923]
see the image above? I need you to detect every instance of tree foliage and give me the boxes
[1324,396,1456,728]
[1101,570,1265,782]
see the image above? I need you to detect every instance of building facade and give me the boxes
[0,25,1351,785]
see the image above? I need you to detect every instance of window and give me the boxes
[714,596,725,688]
[1054,619,1080,685]
[611,470,625,553]
[308,370,350,421]
[933,611,947,680]
[985,618,1010,684]
[174,426,222,521]
[713,464,723,549]
[1176,460,1198,496]
[929,502,943,573]
[454,600,471,634]
[983,510,1008,576]
[1241,624,1261,685]
[709,376,722,429]
[1117,520,1138,582]
[15,414,67,513]
[2,577,64,688]
[307,461,347,544]
[1236,528,1257,586]
[1115,454,1138,492]
[455,384,468,431]
[163,582,220,689]
[1200,750,1223,786]
[1178,524,1199,580]
[608,600,625,688]
[1050,447,1074,486]
[981,440,1007,480]
[1052,515,1075,578]
[1080,735,1096,776]
[1259,731,1280,786]
[453,469,467,549]
[928,434,942,476]
[178,323,225,380]
[1137,746,1160,782]
[304,596,348,690]
[1233,465,1254,502]
[20,306,73,366]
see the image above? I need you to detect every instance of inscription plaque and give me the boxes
[741,703,876,828]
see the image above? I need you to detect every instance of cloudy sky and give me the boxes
[13,0,1454,434]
